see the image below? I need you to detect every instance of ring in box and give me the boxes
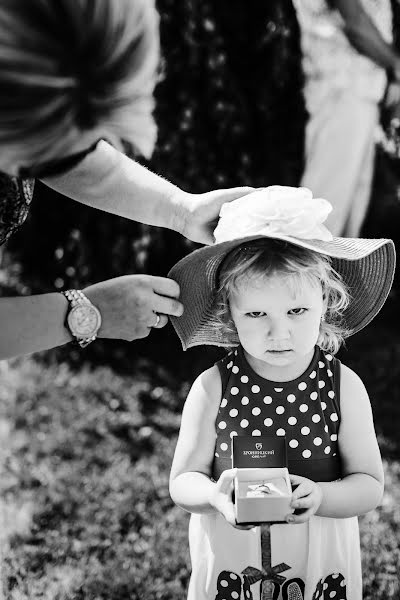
[232,436,293,524]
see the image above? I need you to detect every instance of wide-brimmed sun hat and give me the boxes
[169,186,396,350]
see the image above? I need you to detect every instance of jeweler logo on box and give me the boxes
[243,443,275,458]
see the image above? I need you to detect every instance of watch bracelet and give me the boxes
[61,289,100,348]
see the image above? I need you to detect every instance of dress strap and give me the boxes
[331,356,341,418]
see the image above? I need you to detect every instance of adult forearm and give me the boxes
[333,0,399,71]
[169,472,217,514]
[42,141,184,234]
[316,473,383,518]
[0,294,71,360]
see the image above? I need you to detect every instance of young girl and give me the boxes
[168,187,395,600]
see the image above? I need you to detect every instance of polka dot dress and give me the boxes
[212,346,341,483]
[187,345,362,600]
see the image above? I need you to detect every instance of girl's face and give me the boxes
[229,272,324,381]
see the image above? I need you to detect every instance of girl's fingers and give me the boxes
[216,468,237,493]
[286,506,314,524]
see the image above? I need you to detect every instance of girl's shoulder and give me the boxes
[338,361,370,412]
[189,364,223,410]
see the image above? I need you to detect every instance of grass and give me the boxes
[1,295,400,599]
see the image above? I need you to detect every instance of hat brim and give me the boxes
[169,234,396,350]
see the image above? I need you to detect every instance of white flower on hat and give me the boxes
[214,185,333,243]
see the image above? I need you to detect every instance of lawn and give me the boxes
[1,295,400,600]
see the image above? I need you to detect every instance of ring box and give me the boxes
[232,436,293,524]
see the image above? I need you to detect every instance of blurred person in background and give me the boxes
[0,0,252,360]
[293,0,400,237]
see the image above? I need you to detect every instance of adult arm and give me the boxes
[0,275,183,360]
[331,0,400,78]
[42,140,253,245]
[315,364,384,518]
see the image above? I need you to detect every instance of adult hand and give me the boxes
[385,82,400,110]
[210,468,253,530]
[174,187,255,245]
[83,275,183,341]
[285,474,323,524]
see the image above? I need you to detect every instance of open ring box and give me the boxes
[232,436,293,525]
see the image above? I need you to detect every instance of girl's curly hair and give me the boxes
[214,238,351,354]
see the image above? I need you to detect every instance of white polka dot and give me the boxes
[318,361,325,368]
[215,452,220,458]
[298,382,307,391]
[318,380,325,389]
[288,417,297,425]
[289,439,299,448]
[332,573,339,579]
[324,425,329,433]
[241,375,249,383]
[252,407,261,416]
[309,371,317,379]
[229,408,238,417]
[326,354,333,361]
[302,449,311,458]
[220,398,228,408]
[218,421,227,429]
[324,446,331,454]
[230,431,238,438]
[232,365,239,374]
[330,413,338,422]
[220,443,228,451]
[314,437,322,446]
[230,573,238,580]
[227,361,233,369]
[241,397,249,405]
[323,583,328,591]
[312,414,321,423]
[321,402,327,410]
[340,580,345,587]
[277,428,286,436]
[327,370,333,377]
[301,426,310,435]
[232,593,239,600]
[276,405,285,415]
[328,390,335,399]
[299,404,308,413]
[331,434,338,441]
[310,392,318,400]
[240,419,249,428]
[231,387,239,395]
[221,579,228,587]
[329,591,336,598]
[252,430,262,436]
[287,394,296,403]
[264,418,273,427]
[251,385,260,393]
[263,396,273,404]
[274,387,283,392]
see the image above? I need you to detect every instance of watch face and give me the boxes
[68,304,101,337]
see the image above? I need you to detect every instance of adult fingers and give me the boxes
[149,312,169,330]
[153,293,183,318]
[150,276,181,298]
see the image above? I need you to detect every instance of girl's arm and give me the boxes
[169,366,224,514]
[331,0,400,78]
[42,140,253,245]
[316,363,384,518]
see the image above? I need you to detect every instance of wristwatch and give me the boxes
[61,289,102,348]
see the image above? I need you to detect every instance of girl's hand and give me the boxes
[285,474,323,524]
[210,469,253,530]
